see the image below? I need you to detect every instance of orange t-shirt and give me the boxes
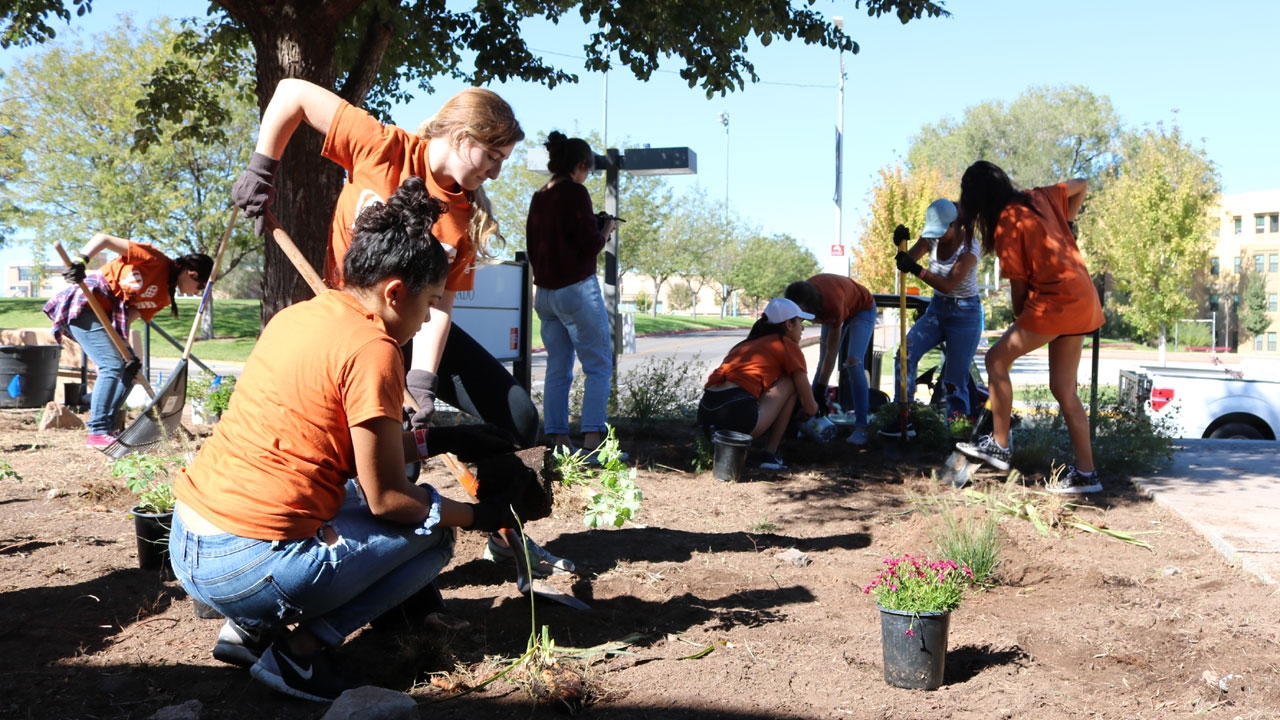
[322,101,475,291]
[995,184,1104,336]
[805,274,874,327]
[173,290,405,540]
[705,333,808,398]
[99,242,173,322]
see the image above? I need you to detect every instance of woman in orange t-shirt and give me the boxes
[954,161,1104,494]
[697,298,819,470]
[43,235,212,446]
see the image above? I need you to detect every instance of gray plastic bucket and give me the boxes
[0,345,63,409]
[711,429,752,482]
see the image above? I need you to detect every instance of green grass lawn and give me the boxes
[3,296,758,364]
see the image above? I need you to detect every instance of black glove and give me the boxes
[405,369,439,430]
[466,500,517,533]
[427,423,520,462]
[893,224,911,247]
[231,152,280,236]
[474,452,552,522]
[62,258,87,284]
[895,251,924,277]
[122,357,142,381]
[811,382,829,416]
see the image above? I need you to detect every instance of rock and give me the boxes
[46,487,68,499]
[321,686,417,720]
[148,699,203,720]
[1163,566,1182,576]
[38,401,84,430]
[775,548,810,567]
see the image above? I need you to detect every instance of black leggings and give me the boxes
[406,324,540,449]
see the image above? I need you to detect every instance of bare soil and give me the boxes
[2,407,1278,720]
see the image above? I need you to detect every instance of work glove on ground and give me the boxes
[892,224,911,248]
[427,423,520,462]
[62,257,87,284]
[405,369,439,430]
[811,382,829,416]
[231,152,280,237]
[895,251,924,277]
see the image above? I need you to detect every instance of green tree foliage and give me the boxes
[1078,121,1220,346]
[3,0,951,321]
[663,185,728,320]
[0,20,261,281]
[734,233,820,313]
[908,85,1121,188]
[850,164,949,293]
[1238,272,1271,340]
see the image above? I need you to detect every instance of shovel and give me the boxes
[938,408,990,488]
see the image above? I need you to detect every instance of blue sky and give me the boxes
[3,0,1278,275]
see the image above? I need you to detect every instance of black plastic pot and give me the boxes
[132,508,174,579]
[878,607,950,690]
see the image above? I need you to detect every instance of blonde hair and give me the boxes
[417,87,522,259]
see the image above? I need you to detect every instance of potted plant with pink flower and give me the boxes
[863,553,973,690]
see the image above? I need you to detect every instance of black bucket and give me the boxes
[132,509,174,579]
[711,430,752,482]
[878,607,950,689]
[0,345,62,409]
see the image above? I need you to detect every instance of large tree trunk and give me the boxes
[220,0,383,325]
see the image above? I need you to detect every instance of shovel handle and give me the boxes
[53,241,155,399]
[263,212,328,296]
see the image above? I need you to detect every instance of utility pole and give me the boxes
[717,111,729,224]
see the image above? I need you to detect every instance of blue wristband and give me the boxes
[414,485,443,536]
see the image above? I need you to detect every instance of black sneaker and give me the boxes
[1046,465,1103,494]
[758,453,788,471]
[212,618,272,668]
[877,418,916,438]
[956,434,1011,471]
[250,640,365,702]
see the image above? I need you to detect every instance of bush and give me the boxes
[617,354,704,429]
[868,402,949,448]
[633,289,652,314]
[189,372,236,417]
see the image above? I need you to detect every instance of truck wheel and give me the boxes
[1208,423,1263,440]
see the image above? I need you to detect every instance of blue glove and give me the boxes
[811,382,829,416]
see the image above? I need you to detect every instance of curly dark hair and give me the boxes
[343,176,449,293]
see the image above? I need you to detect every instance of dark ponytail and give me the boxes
[544,131,594,177]
[167,253,214,317]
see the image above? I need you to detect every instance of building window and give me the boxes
[1234,293,1241,305]
[1271,294,1279,312]
[1234,257,1242,273]
[1257,215,1267,233]
[1210,293,1220,311]
[1270,332,1278,352]
[1255,255,1265,273]
[1271,254,1279,273]
[1211,257,1220,275]
[1235,216,1243,235]
[1257,335,1265,351]
[1272,213,1280,233]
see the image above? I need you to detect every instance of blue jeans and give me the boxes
[893,295,984,417]
[817,307,877,426]
[66,311,129,435]
[169,480,455,648]
[535,277,613,436]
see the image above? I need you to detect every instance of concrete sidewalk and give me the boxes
[1130,439,1280,585]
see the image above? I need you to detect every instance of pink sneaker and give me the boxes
[85,434,115,449]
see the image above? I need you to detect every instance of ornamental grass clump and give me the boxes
[864,554,973,624]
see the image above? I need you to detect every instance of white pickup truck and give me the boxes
[1118,360,1280,440]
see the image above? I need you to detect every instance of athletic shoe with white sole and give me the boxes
[484,535,575,577]
[212,618,272,668]
[1046,465,1103,494]
[956,434,1011,471]
[758,452,788,471]
[250,640,365,702]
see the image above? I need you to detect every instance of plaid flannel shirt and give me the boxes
[42,274,131,353]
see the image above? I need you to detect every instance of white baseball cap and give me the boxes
[922,198,958,238]
[763,297,814,324]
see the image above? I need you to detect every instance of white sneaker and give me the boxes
[483,535,575,577]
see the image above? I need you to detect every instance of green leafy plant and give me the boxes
[863,553,972,617]
[929,504,1003,587]
[947,411,975,440]
[0,459,21,482]
[189,372,236,418]
[691,433,714,473]
[868,402,949,447]
[554,427,643,528]
[113,454,182,514]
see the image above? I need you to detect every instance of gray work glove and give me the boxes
[231,152,280,237]
[405,369,439,429]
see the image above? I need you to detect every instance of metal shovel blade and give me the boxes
[501,529,590,610]
[938,449,977,488]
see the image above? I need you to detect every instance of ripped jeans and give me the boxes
[892,294,984,417]
[816,307,877,426]
[168,480,454,648]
